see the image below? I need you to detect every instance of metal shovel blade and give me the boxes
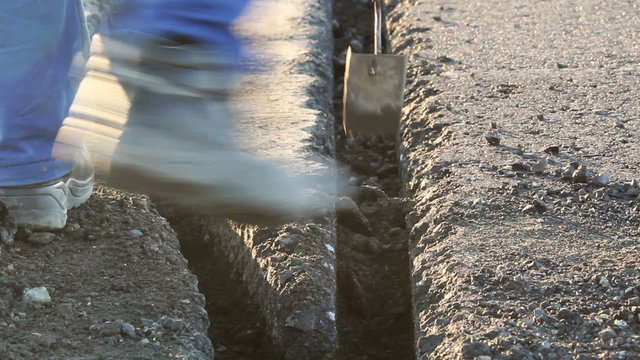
[343,47,408,137]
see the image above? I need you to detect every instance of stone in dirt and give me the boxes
[591,171,611,187]
[335,196,372,235]
[531,158,548,173]
[484,132,501,146]
[572,165,589,183]
[22,287,51,303]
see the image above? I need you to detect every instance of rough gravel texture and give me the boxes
[0,187,212,359]
[387,0,640,359]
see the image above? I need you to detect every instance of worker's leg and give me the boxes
[59,0,328,225]
[0,1,92,230]
[0,0,88,187]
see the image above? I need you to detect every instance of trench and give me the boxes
[152,0,417,358]
[160,210,279,360]
[332,0,416,358]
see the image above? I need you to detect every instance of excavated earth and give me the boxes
[387,0,640,359]
[2,0,639,359]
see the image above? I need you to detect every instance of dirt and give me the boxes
[159,210,276,360]
[0,186,212,360]
[386,0,640,359]
[332,0,416,358]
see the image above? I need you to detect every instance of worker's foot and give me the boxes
[57,35,329,225]
[0,150,94,230]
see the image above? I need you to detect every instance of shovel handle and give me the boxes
[373,0,383,55]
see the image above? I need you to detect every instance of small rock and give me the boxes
[356,185,389,203]
[336,197,371,235]
[561,164,576,180]
[484,132,501,146]
[522,204,538,214]
[531,159,547,173]
[535,114,545,121]
[534,308,546,319]
[275,234,301,252]
[533,199,551,213]
[614,120,625,129]
[161,317,185,333]
[592,172,611,187]
[599,328,617,341]
[139,338,151,346]
[614,319,628,328]
[26,232,57,246]
[599,276,612,288]
[544,145,560,155]
[628,297,640,305]
[121,322,137,338]
[572,165,589,183]
[23,287,51,303]
[129,229,143,238]
[556,62,568,69]
[462,341,492,359]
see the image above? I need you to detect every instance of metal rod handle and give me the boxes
[374,0,382,55]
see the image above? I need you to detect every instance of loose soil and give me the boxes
[0,186,212,360]
[333,0,415,358]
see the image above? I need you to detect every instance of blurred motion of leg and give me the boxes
[0,0,93,230]
[56,0,329,225]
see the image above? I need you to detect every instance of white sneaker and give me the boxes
[0,151,94,230]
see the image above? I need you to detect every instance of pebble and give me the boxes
[561,165,576,180]
[484,132,501,146]
[614,120,625,129]
[90,322,122,337]
[22,287,51,303]
[129,229,143,238]
[533,199,551,213]
[592,171,611,186]
[614,319,628,328]
[599,328,617,341]
[572,165,589,183]
[121,322,137,338]
[161,317,185,333]
[335,196,371,235]
[531,159,548,173]
[599,276,612,288]
[544,145,560,155]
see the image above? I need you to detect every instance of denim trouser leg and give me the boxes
[0,0,87,186]
[0,0,249,187]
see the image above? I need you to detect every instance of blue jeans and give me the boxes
[0,0,248,186]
